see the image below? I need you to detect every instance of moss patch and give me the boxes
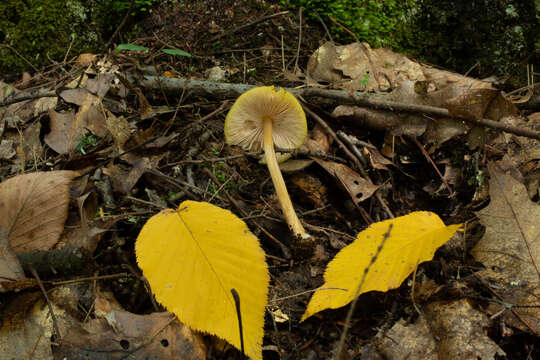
[0,0,103,73]
[400,0,538,79]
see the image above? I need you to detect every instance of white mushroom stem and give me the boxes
[263,116,310,239]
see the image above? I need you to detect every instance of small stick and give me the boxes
[302,104,394,220]
[52,273,130,286]
[29,266,62,340]
[104,0,135,50]
[169,149,347,165]
[145,168,198,200]
[181,100,229,131]
[337,131,367,166]
[210,11,290,42]
[0,93,57,107]
[231,288,245,357]
[328,15,359,42]
[293,7,303,74]
[138,77,540,141]
[409,136,453,196]
[0,43,39,72]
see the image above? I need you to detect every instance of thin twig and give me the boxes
[328,16,359,42]
[0,43,39,72]
[51,273,131,286]
[181,100,229,131]
[138,77,540,141]
[125,195,167,209]
[302,104,394,220]
[29,266,62,339]
[335,224,393,359]
[145,168,198,200]
[337,131,367,166]
[210,11,290,42]
[168,148,347,165]
[293,7,303,74]
[104,0,135,50]
[0,93,57,107]
[314,10,333,42]
[410,136,453,196]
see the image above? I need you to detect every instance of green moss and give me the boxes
[280,0,417,47]
[0,0,101,73]
[0,0,161,74]
[280,0,538,79]
[399,0,538,78]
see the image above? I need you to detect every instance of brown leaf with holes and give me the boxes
[471,161,540,335]
[0,171,78,254]
[314,159,378,203]
[56,310,206,360]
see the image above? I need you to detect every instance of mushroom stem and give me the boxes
[263,116,309,239]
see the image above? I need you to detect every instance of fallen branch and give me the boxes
[137,76,540,141]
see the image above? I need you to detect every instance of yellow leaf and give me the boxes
[301,211,461,321]
[135,201,269,360]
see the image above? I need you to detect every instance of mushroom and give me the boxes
[225,86,310,239]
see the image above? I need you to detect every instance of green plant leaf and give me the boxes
[162,48,192,57]
[115,44,149,55]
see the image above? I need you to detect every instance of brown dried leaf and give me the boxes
[56,310,206,360]
[376,316,437,360]
[365,147,393,171]
[0,171,78,253]
[105,111,131,151]
[0,226,24,289]
[332,105,428,137]
[77,97,107,137]
[315,159,378,203]
[0,140,15,160]
[20,121,43,163]
[471,162,540,334]
[59,88,94,106]
[0,292,54,359]
[75,53,97,67]
[85,73,113,98]
[44,110,84,154]
[307,42,425,92]
[427,299,505,359]
[103,157,150,194]
[446,88,499,120]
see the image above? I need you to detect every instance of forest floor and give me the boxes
[0,1,539,359]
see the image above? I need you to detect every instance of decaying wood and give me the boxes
[136,76,540,141]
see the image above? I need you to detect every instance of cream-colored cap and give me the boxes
[224,86,307,151]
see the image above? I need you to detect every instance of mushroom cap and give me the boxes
[224,86,307,152]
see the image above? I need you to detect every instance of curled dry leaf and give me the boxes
[471,162,540,334]
[314,158,378,203]
[307,42,425,92]
[0,171,78,253]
